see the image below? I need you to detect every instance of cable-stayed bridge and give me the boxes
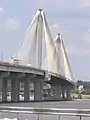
[0,9,75,102]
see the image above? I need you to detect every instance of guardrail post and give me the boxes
[38,114,40,120]
[80,116,83,120]
[0,112,2,118]
[17,113,19,120]
[58,115,62,120]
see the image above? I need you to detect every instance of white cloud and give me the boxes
[52,23,58,29]
[0,7,3,15]
[83,50,90,55]
[82,0,90,7]
[4,18,20,31]
[84,29,90,44]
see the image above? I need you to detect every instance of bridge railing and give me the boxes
[0,106,90,120]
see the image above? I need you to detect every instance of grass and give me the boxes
[71,93,90,99]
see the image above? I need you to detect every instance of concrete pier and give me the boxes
[34,76,44,100]
[24,78,30,101]
[62,86,65,99]
[66,87,72,100]
[2,78,7,102]
[51,84,62,100]
[11,79,20,102]
[55,84,62,99]
[0,78,2,92]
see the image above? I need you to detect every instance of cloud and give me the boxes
[83,50,90,55]
[82,0,90,7]
[4,18,20,31]
[52,23,58,29]
[84,29,90,44]
[0,7,3,15]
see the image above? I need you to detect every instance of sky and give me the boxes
[0,0,90,81]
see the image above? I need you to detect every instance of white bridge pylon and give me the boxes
[42,33,74,81]
[57,34,75,81]
[11,9,74,81]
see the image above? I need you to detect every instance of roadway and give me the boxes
[0,99,90,109]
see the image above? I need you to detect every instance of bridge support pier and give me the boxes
[24,78,30,101]
[52,84,62,100]
[47,89,51,97]
[56,84,62,100]
[66,87,71,100]
[62,86,66,100]
[11,79,20,102]
[2,78,7,102]
[0,78,2,93]
[34,77,44,101]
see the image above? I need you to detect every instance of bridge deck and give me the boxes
[0,62,44,75]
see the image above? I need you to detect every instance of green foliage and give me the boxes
[76,81,90,94]
[77,93,82,99]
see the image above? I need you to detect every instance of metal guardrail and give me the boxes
[0,106,90,120]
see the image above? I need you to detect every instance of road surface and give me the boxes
[0,100,90,120]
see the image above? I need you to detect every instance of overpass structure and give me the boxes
[0,9,75,102]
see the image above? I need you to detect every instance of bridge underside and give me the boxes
[0,70,74,103]
[44,75,74,101]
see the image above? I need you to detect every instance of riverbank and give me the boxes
[72,93,90,99]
